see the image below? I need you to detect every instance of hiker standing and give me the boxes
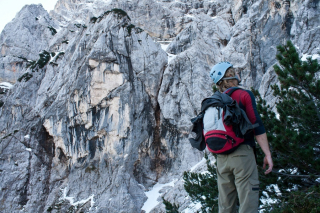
[206,62,273,213]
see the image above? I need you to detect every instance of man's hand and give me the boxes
[256,133,273,175]
[263,155,273,175]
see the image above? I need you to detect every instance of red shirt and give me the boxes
[226,87,266,146]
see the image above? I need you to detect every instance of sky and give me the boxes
[0,0,57,33]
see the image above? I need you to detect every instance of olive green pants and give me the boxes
[216,145,259,213]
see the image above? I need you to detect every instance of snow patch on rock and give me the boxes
[190,157,206,172]
[301,53,320,61]
[60,187,95,210]
[142,180,176,213]
[182,201,202,213]
[0,82,13,89]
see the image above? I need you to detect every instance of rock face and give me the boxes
[0,8,170,213]
[0,4,58,83]
[0,0,319,212]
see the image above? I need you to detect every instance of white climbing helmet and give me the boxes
[209,62,239,84]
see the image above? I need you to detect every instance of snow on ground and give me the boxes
[182,201,202,213]
[160,43,170,51]
[260,191,279,209]
[141,180,176,213]
[185,14,195,18]
[190,157,206,172]
[0,82,13,89]
[60,187,95,210]
[301,53,320,61]
[268,184,281,196]
[167,53,177,63]
[259,184,281,212]
[159,41,177,64]
[176,158,207,212]
[49,52,65,63]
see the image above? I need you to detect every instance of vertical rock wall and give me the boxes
[0,4,58,83]
[0,9,172,212]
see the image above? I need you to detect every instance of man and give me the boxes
[206,62,273,213]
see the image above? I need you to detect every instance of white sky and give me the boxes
[0,0,57,33]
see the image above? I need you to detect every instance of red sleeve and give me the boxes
[240,90,266,135]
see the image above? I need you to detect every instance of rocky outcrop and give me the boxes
[0,4,58,83]
[0,0,319,212]
[0,8,170,212]
[150,1,320,212]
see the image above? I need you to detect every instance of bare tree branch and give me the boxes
[272,171,320,178]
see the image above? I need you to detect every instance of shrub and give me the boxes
[48,26,57,35]
[17,73,33,82]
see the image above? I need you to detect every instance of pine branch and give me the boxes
[272,171,320,178]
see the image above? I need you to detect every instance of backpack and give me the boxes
[204,88,245,154]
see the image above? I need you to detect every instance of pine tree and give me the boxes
[162,198,180,213]
[252,40,320,212]
[183,153,219,213]
[162,153,219,213]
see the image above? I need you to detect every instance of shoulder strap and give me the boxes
[225,87,242,97]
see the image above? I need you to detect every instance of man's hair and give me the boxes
[216,67,238,92]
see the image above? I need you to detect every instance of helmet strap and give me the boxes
[221,76,241,83]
